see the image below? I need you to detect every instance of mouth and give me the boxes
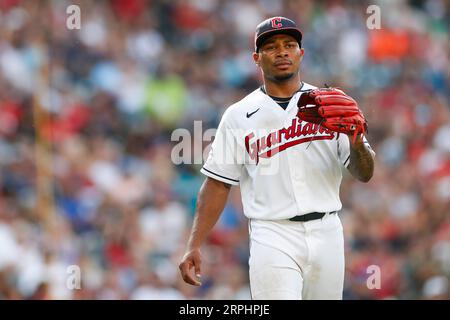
[274,60,292,70]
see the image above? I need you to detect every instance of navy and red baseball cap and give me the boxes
[254,16,303,52]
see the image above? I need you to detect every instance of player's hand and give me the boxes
[179,248,202,286]
[347,132,364,146]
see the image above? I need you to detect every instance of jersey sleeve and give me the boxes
[337,134,375,168]
[200,111,242,185]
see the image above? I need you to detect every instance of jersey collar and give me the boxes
[259,81,305,96]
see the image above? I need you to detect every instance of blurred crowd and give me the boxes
[0,0,449,300]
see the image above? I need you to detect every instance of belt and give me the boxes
[288,211,337,222]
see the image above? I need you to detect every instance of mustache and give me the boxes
[274,59,293,66]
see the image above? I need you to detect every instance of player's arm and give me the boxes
[347,134,375,182]
[179,177,231,286]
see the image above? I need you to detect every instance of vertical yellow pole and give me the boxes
[32,54,55,230]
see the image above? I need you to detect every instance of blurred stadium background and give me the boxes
[0,0,449,299]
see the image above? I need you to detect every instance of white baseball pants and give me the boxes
[249,212,345,300]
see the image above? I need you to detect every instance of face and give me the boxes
[253,34,304,82]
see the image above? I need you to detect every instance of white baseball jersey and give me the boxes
[201,82,372,220]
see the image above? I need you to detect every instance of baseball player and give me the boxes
[179,16,375,300]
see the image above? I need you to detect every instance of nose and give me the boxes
[276,46,289,58]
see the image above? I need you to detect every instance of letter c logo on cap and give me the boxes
[271,17,282,28]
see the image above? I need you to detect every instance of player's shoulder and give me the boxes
[300,82,318,91]
[219,88,266,125]
[229,88,265,112]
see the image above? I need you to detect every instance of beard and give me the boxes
[272,72,295,82]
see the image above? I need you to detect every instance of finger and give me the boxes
[316,95,356,106]
[179,261,201,286]
[310,88,345,98]
[297,106,322,123]
[323,118,365,135]
[297,111,322,124]
[193,256,202,279]
[319,105,360,117]
[297,93,316,107]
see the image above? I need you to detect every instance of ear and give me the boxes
[299,48,305,62]
[252,52,260,67]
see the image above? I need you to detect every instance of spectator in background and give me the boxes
[0,0,449,299]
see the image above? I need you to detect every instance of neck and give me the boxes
[263,73,302,97]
